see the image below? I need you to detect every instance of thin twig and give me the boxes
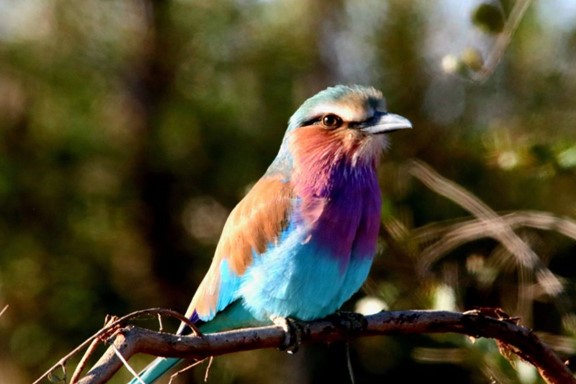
[158,314,164,332]
[34,308,201,384]
[112,344,145,384]
[203,356,214,382]
[71,316,121,383]
[413,211,576,262]
[472,0,532,82]
[0,304,8,318]
[71,337,103,383]
[167,358,208,384]
[408,160,563,302]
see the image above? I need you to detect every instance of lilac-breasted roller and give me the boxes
[130,85,411,383]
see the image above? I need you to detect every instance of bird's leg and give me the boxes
[326,311,367,334]
[271,316,306,354]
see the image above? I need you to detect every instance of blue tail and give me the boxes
[126,301,267,383]
[128,356,181,384]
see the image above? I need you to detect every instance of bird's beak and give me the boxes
[358,111,412,135]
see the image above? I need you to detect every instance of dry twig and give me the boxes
[34,308,201,384]
[39,309,574,384]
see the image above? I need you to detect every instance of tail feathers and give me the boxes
[126,300,266,383]
[128,357,182,384]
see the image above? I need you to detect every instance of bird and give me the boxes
[129,84,412,383]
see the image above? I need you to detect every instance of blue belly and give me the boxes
[238,224,374,321]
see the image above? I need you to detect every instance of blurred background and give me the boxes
[1,0,575,383]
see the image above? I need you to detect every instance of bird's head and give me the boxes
[271,85,412,173]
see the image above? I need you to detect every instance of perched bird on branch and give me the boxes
[130,85,412,383]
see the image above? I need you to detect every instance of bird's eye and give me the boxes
[322,114,343,128]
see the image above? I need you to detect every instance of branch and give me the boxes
[407,160,564,327]
[63,309,573,384]
[33,308,200,384]
[409,160,548,272]
[412,210,576,271]
[472,0,532,82]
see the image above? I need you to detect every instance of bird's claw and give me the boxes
[272,317,305,354]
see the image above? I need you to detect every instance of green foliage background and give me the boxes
[1,0,575,383]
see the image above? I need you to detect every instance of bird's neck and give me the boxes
[290,127,381,198]
[288,127,382,264]
[295,153,377,199]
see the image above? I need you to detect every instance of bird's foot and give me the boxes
[327,311,367,334]
[272,317,306,354]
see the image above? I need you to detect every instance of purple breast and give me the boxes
[297,159,382,269]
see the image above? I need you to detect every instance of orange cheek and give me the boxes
[338,129,366,155]
[290,126,373,165]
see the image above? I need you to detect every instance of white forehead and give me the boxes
[310,97,387,122]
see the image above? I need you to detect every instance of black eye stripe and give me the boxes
[301,117,322,126]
